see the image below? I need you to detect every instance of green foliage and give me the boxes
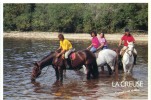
[3,3,148,33]
[4,4,35,31]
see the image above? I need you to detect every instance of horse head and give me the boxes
[31,62,41,82]
[127,41,134,49]
[31,51,62,82]
[127,41,134,56]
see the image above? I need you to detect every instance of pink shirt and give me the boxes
[98,37,107,46]
[92,37,100,48]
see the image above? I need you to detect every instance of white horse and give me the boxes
[122,41,134,74]
[96,49,118,75]
[83,49,118,76]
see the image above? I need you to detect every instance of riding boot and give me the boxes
[118,55,123,70]
[65,59,72,70]
[118,55,122,63]
[133,54,137,65]
[65,59,69,69]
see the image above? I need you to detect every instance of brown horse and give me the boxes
[52,49,99,81]
[112,48,123,70]
[31,51,56,82]
[31,49,99,82]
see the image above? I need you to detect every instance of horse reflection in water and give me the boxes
[32,74,101,98]
[32,79,100,99]
[31,49,99,82]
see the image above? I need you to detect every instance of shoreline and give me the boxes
[3,32,148,43]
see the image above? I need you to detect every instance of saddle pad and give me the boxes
[70,52,76,60]
[121,50,126,56]
[95,53,99,58]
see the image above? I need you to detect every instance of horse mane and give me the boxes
[36,51,56,70]
[41,51,54,60]
[112,48,120,54]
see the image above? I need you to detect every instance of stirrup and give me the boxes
[65,59,72,69]
[66,65,73,70]
[71,48,75,52]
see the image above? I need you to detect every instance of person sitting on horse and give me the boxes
[87,31,100,53]
[56,33,74,68]
[118,28,137,65]
[97,32,108,50]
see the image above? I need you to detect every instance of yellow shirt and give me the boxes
[60,39,72,50]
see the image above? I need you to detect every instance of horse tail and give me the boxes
[92,59,99,78]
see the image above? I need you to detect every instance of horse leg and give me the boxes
[82,65,87,74]
[89,64,95,79]
[118,55,123,70]
[128,64,134,74]
[58,67,63,82]
[86,65,91,80]
[123,63,127,73]
[63,70,66,75]
[55,67,59,81]
[101,66,105,74]
[106,64,112,75]
[92,61,99,78]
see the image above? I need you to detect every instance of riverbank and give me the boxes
[3,32,148,43]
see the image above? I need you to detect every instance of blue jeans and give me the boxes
[90,46,97,53]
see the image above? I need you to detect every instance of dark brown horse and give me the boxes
[52,49,99,81]
[31,51,56,82]
[31,49,99,82]
[112,48,123,70]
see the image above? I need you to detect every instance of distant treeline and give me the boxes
[4,3,148,33]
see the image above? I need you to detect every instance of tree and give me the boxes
[3,3,148,33]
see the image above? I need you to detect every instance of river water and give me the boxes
[3,38,148,100]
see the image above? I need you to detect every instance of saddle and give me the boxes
[94,52,99,58]
[121,49,136,57]
[66,48,76,69]
[69,48,76,60]
[121,50,126,56]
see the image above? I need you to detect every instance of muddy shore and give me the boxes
[3,32,148,43]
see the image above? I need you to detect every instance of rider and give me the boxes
[56,33,74,68]
[97,32,108,50]
[118,28,137,65]
[87,31,100,53]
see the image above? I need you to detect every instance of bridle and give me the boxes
[126,49,133,57]
[31,51,56,81]
[125,46,134,57]
[32,64,50,79]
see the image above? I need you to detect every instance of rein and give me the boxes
[32,66,50,80]
[36,52,59,78]
[38,66,50,78]
[126,49,133,57]
[78,53,83,61]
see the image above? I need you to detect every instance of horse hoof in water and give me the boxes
[31,78,36,83]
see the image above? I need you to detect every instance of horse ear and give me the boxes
[33,62,38,66]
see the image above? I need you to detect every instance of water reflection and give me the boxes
[4,38,148,99]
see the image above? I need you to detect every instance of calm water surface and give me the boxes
[4,38,148,100]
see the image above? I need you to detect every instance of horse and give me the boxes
[122,41,134,74]
[31,49,99,82]
[83,49,118,78]
[113,48,123,71]
[31,51,56,82]
[96,49,118,76]
[52,49,99,81]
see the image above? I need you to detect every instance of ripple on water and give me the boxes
[3,38,148,99]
